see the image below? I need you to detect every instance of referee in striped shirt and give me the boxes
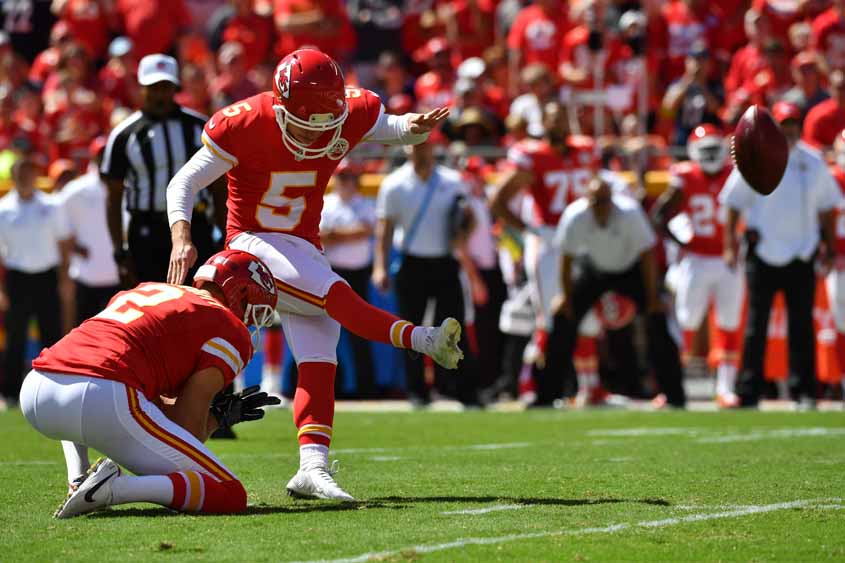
[102,54,226,285]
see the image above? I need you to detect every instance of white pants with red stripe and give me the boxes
[673,253,745,331]
[826,268,845,332]
[228,231,343,364]
[19,370,237,482]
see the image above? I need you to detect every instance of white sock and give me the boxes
[577,373,599,392]
[716,363,737,395]
[410,326,430,353]
[61,441,89,485]
[300,444,329,471]
[111,475,174,506]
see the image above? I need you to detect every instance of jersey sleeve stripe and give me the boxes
[126,388,235,481]
[201,132,238,166]
[202,339,243,375]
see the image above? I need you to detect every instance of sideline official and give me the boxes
[0,157,72,406]
[544,178,686,407]
[101,54,226,285]
[722,101,840,407]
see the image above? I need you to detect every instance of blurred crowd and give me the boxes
[3,0,845,407]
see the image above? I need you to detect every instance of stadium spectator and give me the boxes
[320,159,376,397]
[346,0,404,89]
[722,101,840,408]
[0,156,72,409]
[373,51,414,104]
[29,22,74,86]
[2,2,56,62]
[97,37,140,110]
[810,0,845,72]
[413,37,456,112]
[101,54,225,286]
[725,9,771,99]
[508,63,557,138]
[273,0,356,62]
[175,63,213,115]
[654,0,726,87]
[803,69,845,150]
[56,136,120,325]
[544,177,687,408]
[506,0,570,96]
[661,42,724,147]
[52,0,118,62]
[374,141,479,407]
[207,0,274,71]
[115,0,192,59]
[781,51,829,120]
[210,42,260,110]
[441,0,495,63]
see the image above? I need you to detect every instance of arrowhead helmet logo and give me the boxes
[248,260,276,295]
[275,59,294,99]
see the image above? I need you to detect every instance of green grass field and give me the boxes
[2,406,845,562]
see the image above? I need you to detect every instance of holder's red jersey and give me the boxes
[830,165,845,255]
[505,136,598,226]
[202,89,382,247]
[669,161,733,256]
[32,283,253,401]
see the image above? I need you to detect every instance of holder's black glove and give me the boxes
[210,385,280,428]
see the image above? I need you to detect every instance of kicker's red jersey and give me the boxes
[202,88,382,247]
[830,165,845,255]
[669,161,732,257]
[32,283,253,401]
[506,137,598,226]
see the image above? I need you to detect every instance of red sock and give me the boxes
[263,326,283,365]
[167,471,246,514]
[836,332,845,378]
[716,328,740,365]
[324,281,415,348]
[681,330,696,360]
[573,336,598,374]
[293,361,336,447]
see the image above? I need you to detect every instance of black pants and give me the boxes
[543,260,686,406]
[3,268,61,400]
[75,282,120,325]
[128,211,216,283]
[394,254,478,404]
[473,266,507,388]
[333,265,375,398]
[737,253,816,404]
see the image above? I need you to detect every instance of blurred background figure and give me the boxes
[0,156,72,409]
[320,159,377,398]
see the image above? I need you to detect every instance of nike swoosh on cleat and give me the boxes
[84,471,118,503]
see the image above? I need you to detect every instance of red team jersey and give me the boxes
[506,137,598,226]
[202,88,382,247]
[830,165,845,255]
[669,161,733,256]
[33,283,253,401]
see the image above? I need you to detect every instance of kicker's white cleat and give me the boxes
[286,462,354,501]
[421,318,464,370]
[55,458,121,519]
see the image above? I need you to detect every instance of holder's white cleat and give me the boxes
[55,458,121,519]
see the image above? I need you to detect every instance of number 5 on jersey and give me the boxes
[257,172,317,231]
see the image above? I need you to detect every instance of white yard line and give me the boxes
[289,499,834,563]
[588,428,704,437]
[441,504,528,515]
[0,460,58,466]
[696,428,845,444]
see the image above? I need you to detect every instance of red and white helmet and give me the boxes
[687,124,728,175]
[193,249,277,328]
[272,48,348,160]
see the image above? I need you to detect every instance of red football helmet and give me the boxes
[193,250,277,327]
[687,124,728,175]
[835,129,845,170]
[272,49,348,160]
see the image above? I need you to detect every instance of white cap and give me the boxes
[457,57,485,80]
[138,54,180,86]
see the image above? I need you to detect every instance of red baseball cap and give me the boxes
[771,101,801,123]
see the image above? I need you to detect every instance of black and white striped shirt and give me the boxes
[101,107,207,213]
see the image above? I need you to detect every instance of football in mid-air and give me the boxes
[731,104,788,195]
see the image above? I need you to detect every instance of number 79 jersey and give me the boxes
[505,137,598,226]
[201,89,382,247]
[669,161,733,256]
[32,283,253,401]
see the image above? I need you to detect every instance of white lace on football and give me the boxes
[273,103,349,160]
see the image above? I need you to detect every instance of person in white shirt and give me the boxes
[0,156,72,407]
[56,137,121,325]
[721,101,840,408]
[373,142,479,406]
[546,177,686,407]
[319,159,376,397]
